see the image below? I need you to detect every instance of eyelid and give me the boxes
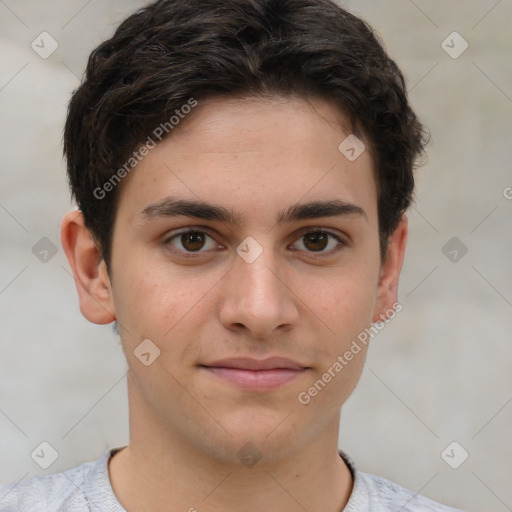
[163,226,218,243]
[294,226,347,241]
[163,227,223,256]
[290,227,348,255]
[163,226,348,257]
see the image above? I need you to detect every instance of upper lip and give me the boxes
[201,357,307,371]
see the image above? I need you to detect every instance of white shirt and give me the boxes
[0,446,464,511]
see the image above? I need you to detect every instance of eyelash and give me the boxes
[163,227,347,258]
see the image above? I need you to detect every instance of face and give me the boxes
[68,95,406,465]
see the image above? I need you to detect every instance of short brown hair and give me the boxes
[64,0,427,269]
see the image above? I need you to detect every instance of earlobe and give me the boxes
[372,216,408,323]
[60,210,116,325]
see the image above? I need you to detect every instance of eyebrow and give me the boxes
[140,196,367,225]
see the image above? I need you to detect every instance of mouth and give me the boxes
[199,357,309,391]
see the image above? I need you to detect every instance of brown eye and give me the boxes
[292,229,346,255]
[180,232,206,251]
[302,231,329,252]
[165,230,218,255]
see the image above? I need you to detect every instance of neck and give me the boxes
[108,376,353,512]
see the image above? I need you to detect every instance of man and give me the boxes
[0,0,463,510]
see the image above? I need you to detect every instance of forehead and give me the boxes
[115,95,378,226]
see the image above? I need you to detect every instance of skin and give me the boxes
[61,95,408,512]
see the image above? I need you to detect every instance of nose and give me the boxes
[218,245,300,339]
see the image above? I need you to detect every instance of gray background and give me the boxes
[1,1,511,511]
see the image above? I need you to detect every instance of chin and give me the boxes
[193,417,306,468]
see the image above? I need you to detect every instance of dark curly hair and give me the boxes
[63,0,427,269]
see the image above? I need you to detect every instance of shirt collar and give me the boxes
[87,446,369,512]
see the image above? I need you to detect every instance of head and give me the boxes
[62,0,426,465]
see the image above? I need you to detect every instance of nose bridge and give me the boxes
[219,237,298,335]
[233,240,283,306]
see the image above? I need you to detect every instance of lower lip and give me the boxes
[202,367,306,390]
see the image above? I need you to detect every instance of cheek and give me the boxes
[308,266,378,346]
[297,277,374,412]
[110,253,218,350]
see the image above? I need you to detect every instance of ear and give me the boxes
[60,210,116,324]
[372,215,408,323]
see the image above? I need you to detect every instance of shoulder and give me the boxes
[0,464,90,512]
[358,471,463,511]
[340,451,464,512]
[0,450,112,512]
